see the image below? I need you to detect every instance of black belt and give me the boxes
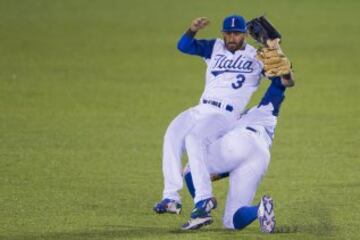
[202,99,233,112]
[246,126,257,133]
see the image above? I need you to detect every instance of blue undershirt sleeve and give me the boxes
[258,77,286,116]
[177,33,216,59]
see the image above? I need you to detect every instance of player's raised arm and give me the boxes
[246,16,295,87]
[190,17,210,32]
[257,42,295,88]
[177,17,216,59]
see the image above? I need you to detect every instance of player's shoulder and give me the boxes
[244,43,258,57]
[208,38,226,54]
[214,38,225,46]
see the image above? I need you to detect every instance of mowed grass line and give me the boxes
[0,0,359,239]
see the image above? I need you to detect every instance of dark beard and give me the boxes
[225,39,245,53]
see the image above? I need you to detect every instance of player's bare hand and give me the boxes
[190,17,210,32]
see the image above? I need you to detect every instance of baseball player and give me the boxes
[181,72,295,231]
[154,15,265,215]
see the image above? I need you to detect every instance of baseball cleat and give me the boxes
[258,195,275,233]
[181,215,213,230]
[191,197,217,218]
[181,197,217,230]
[153,198,182,215]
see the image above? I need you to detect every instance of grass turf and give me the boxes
[0,0,359,239]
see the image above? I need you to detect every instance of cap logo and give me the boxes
[231,18,235,27]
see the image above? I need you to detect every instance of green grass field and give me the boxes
[1,0,359,239]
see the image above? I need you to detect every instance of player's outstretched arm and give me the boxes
[257,76,287,117]
[257,39,295,87]
[177,17,215,59]
[190,17,210,32]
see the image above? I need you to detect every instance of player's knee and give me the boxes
[231,205,259,230]
[232,211,248,230]
[222,214,236,229]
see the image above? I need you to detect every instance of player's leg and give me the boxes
[181,114,231,229]
[183,164,196,198]
[205,126,266,174]
[223,167,262,230]
[220,130,275,233]
[218,78,286,231]
[182,123,257,216]
[185,113,231,204]
[155,109,196,214]
[204,126,270,229]
[183,163,229,199]
[162,109,195,200]
[222,145,272,232]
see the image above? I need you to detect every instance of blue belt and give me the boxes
[202,99,233,112]
[246,126,257,133]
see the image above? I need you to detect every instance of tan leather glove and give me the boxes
[257,47,292,78]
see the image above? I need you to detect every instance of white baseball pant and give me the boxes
[162,104,235,203]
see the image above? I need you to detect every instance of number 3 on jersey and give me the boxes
[232,74,245,89]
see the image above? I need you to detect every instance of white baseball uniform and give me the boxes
[162,33,264,203]
[184,77,286,228]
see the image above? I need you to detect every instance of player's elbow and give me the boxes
[177,36,194,54]
[177,40,189,53]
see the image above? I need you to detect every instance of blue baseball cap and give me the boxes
[222,15,247,32]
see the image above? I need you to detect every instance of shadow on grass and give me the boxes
[0,225,236,240]
[275,202,336,237]
[274,224,331,235]
[0,223,334,240]
[0,206,336,240]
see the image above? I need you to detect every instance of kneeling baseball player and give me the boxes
[154,15,295,232]
[181,71,294,231]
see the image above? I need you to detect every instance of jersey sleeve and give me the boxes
[177,32,216,59]
[257,77,286,116]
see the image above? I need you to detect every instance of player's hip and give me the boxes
[189,103,237,121]
[243,125,273,148]
[206,126,270,174]
[196,97,245,119]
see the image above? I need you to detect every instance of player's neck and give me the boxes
[228,42,246,53]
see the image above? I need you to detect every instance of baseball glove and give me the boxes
[257,46,292,78]
[246,16,281,46]
[247,16,292,78]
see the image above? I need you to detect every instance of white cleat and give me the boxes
[181,197,217,230]
[258,195,276,233]
[181,215,213,230]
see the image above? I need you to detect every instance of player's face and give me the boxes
[223,31,246,52]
